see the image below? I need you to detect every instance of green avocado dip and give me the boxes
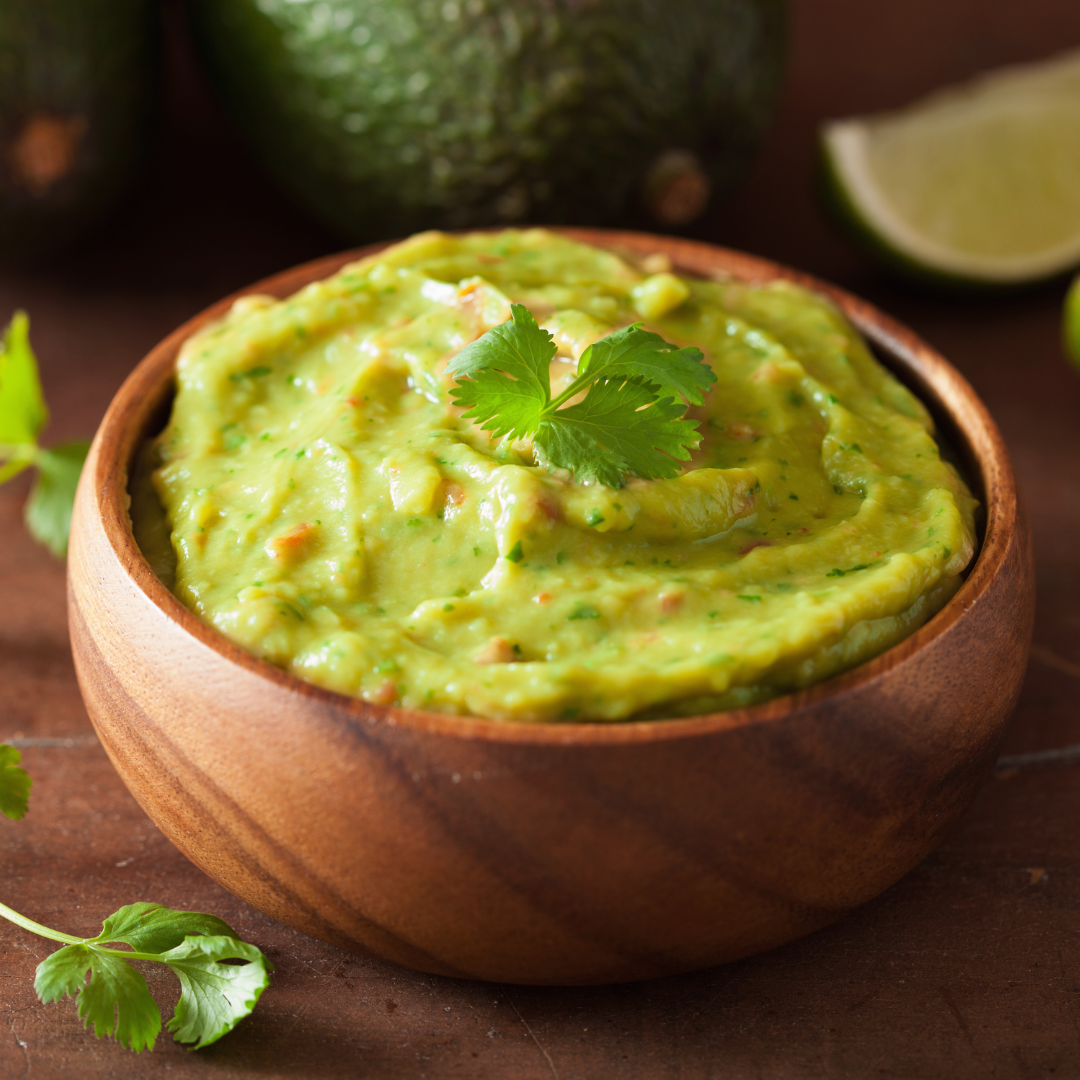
[142,229,977,722]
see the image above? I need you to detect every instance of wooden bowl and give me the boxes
[68,230,1034,986]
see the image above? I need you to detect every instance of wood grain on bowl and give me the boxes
[67,231,1034,985]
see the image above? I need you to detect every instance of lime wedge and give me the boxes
[821,49,1080,287]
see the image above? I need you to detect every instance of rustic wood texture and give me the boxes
[66,231,1034,985]
[1,0,1079,1072]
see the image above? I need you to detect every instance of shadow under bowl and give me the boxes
[67,229,1034,985]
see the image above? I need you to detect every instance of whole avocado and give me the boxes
[0,0,158,260]
[186,0,786,240]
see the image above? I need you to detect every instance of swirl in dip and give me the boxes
[146,230,977,721]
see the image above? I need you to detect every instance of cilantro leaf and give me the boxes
[0,744,31,820]
[446,302,555,387]
[448,303,713,486]
[539,378,697,487]
[24,441,90,558]
[447,303,554,438]
[37,943,163,1053]
[450,363,548,439]
[0,899,272,1054]
[163,934,274,1049]
[89,902,240,955]
[0,311,47,450]
[32,942,92,1002]
[578,322,715,406]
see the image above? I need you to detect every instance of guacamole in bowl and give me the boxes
[144,229,976,722]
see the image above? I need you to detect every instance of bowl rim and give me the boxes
[83,227,1019,747]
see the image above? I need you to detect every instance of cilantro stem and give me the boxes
[547,370,596,412]
[0,900,83,944]
[0,902,206,960]
[541,364,661,425]
[83,946,168,962]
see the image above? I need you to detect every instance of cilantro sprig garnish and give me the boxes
[447,304,715,487]
[0,900,272,1051]
[0,311,90,557]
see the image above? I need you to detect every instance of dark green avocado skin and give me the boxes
[186,0,786,241]
[0,0,158,260]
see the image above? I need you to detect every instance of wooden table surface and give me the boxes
[3,1,1080,1076]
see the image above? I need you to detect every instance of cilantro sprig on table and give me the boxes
[0,311,90,558]
[447,304,716,487]
[0,750,273,1052]
[0,899,272,1051]
[0,313,271,1053]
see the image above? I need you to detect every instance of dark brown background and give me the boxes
[3,0,1080,1075]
